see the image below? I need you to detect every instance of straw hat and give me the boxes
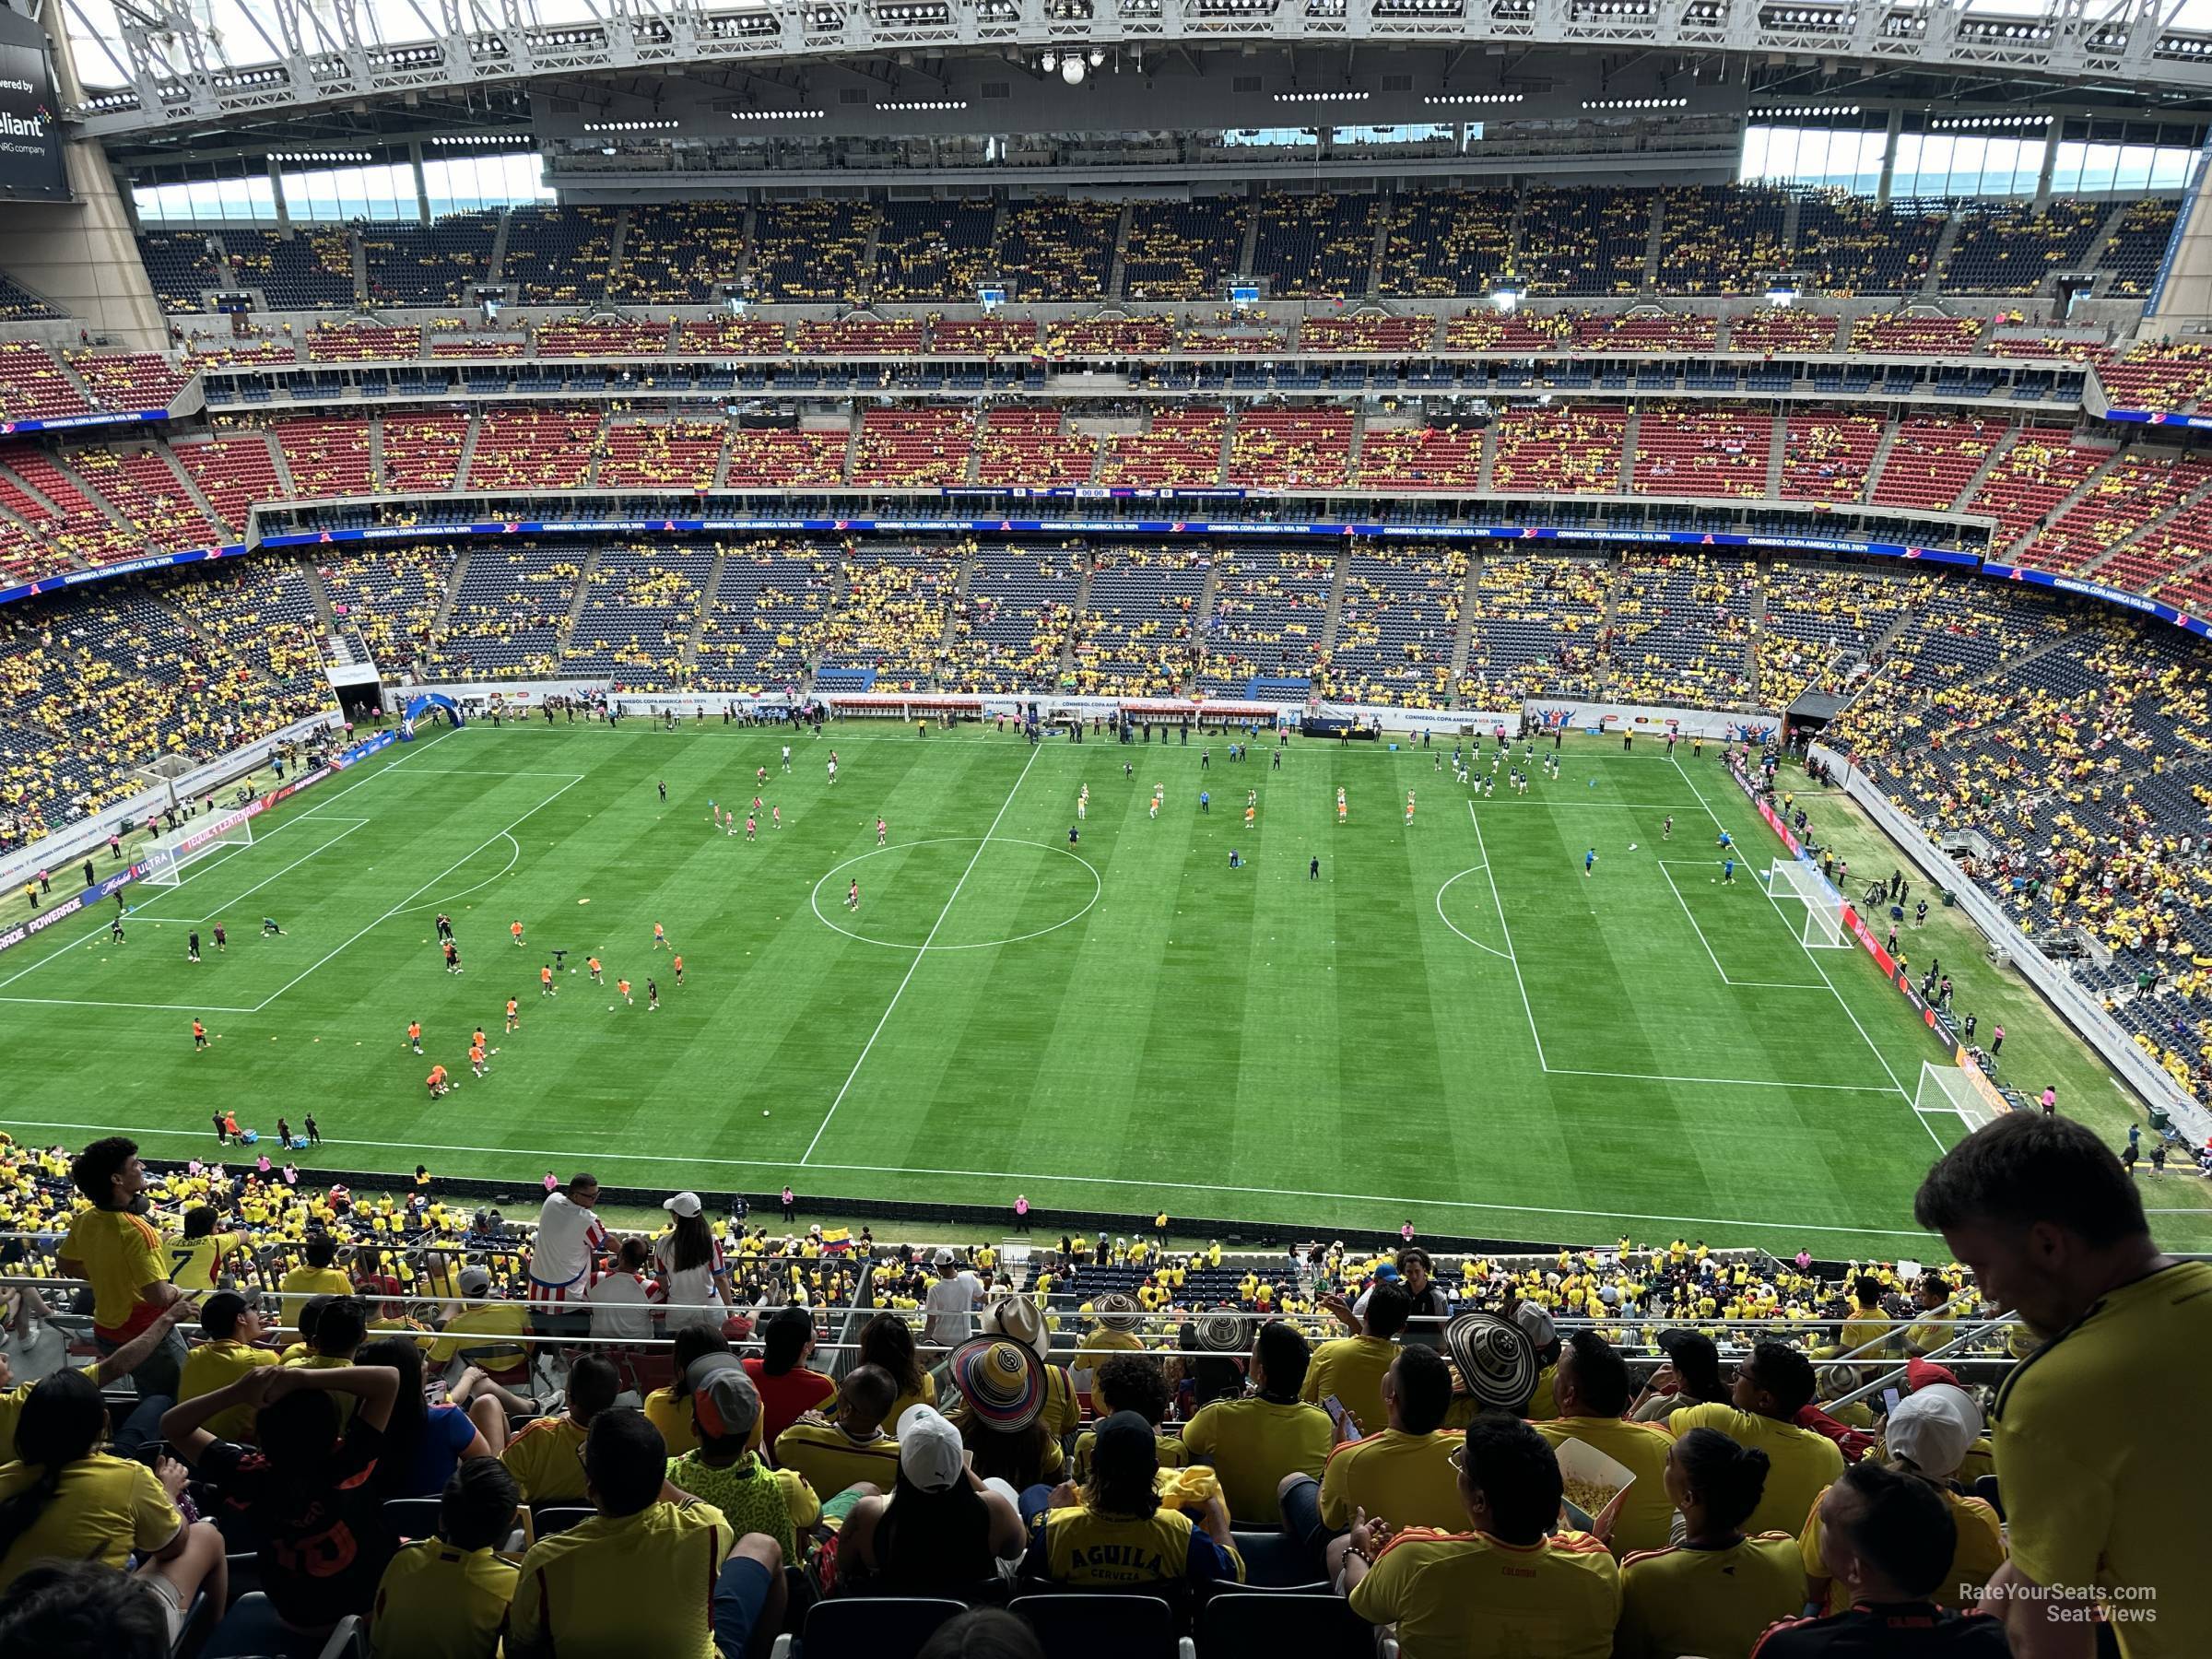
[947,1337,1045,1431]
[1092,1292,1142,1333]
[1444,1312,1539,1413]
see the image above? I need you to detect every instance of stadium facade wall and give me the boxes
[0,710,343,897]
[1523,699,1783,742]
[1808,740,2212,1143]
[396,679,1782,740]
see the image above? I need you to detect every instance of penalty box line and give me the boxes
[1668,757,1937,1145]
[0,1113,1947,1241]
[241,776,585,1014]
[1465,800,1894,1097]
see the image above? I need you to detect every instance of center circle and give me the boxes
[809,836,1102,951]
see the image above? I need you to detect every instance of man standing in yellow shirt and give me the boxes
[1301,1280,1411,1439]
[1914,1112,2212,1659]
[56,1136,187,1397]
[164,1206,245,1295]
[1666,1341,1843,1538]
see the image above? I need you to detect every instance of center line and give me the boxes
[801,744,1041,1164]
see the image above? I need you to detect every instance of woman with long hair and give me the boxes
[858,1311,935,1426]
[359,1335,494,1500]
[0,1371,228,1632]
[839,1406,1023,1594]
[655,1194,732,1334]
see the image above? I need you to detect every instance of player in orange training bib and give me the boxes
[540,964,555,996]
[505,998,519,1032]
[511,920,524,947]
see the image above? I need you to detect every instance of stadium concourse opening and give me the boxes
[5,10,2212,1653]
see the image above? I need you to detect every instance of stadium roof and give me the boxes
[53,0,2212,145]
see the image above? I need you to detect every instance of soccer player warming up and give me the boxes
[540,963,557,997]
[846,880,861,914]
[442,939,462,974]
[1405,790,1416,825]
[877,817,888,847]
[427,1063,449,1099]
[1337,787,1348,825]
[1584,847,1598,877]
[511,919,525,948]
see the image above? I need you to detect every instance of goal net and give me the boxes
[1765,858,1849,947]
[1915,1060,2005,1133]
[140,806,254,888]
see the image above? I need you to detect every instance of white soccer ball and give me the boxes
[1628,843,1639,852]
[762,1110,771,1117]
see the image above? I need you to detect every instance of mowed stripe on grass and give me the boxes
[4,724,2188,1254]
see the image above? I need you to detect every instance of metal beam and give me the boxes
[60,0,2212,139]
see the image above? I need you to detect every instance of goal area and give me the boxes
[1915,1060,2006,1133]
[141,806,254,888]
[1764,858,1849,947]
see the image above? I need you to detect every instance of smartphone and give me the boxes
[1881,1386,1902,1417]
[1322,1394,1359,1442]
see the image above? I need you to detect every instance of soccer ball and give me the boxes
[762,1110,771,1117]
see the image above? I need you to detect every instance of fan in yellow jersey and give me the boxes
[164,1206,244,1295]
[370,1458,522,1659]
[1615,1428,1803,1659]
[1530,1331,1677,1558]
[1180,1322,1334,1525]
[1338,1414,1619,1657]
[1799,1382,2005,1617]
[500,1355,620,1503]
[1665,1340,1843,1539]
[508,1407,784,1659]
[1912,1113,2212,1659]
[1022,1412,1242,1590]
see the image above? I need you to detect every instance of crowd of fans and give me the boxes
[0,1113,2195,1654]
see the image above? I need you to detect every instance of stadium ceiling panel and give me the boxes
[57,0,2212,138]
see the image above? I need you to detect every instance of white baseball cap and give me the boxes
[664,1192,703,1219]
[897,1405,965,1492]
[1886,1383,1983,1477]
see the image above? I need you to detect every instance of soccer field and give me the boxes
[0,721,2194,1256]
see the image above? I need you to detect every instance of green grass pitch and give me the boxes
[2,721,2203,1257]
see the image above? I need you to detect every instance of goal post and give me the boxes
[1764,858,1849,948]
[141,806,255,888]
[1915,1059,2005,1134]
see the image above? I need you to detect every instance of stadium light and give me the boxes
[1062,56,1087,85]
[1041,50,1057,70]
[1492,284,1522,313]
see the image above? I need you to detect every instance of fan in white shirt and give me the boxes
[921,1250,982,1348]
[527,1175,608,1310]
[586,1238,661,1341]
